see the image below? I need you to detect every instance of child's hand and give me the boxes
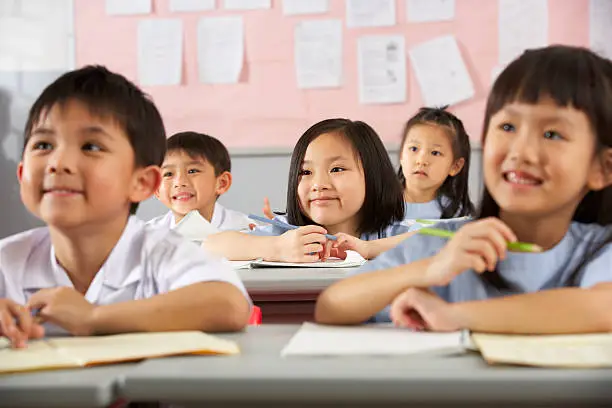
[262,197,275,220]
[275,225,330,262]
[0,299,44,348]
[424,217,517,286]
[390,288,463,332]
[27,287,97,336]
[333,233,370,259]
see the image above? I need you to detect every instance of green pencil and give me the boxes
[417,227,542,253]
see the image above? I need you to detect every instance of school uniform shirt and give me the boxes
[249,215,411,240]
[147,202,252,232]
[403,200,443,221]
[351,218,612,322]
[0,216,251,333]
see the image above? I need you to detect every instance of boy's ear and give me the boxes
[129,165,161,205]
[16,162,23,183]
[589,148,612,190]
[215,171,232,196]
[449,157,465,177]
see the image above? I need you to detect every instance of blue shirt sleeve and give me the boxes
[247,216,288,237]
[578,242,612,288]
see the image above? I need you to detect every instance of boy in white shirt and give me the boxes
[148,131,252,232]
[0,65,251,348]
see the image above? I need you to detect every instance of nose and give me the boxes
[507,126,539,165]
[310,171,331,192]
[173,169,188,188]
[46,146,75,175]
[415,150,429,166]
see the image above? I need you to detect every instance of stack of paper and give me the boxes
[0,331,239,374]
[472,332,612,368]
[281,323,467,357]
[174,210,219,242]
[230,250,366,269]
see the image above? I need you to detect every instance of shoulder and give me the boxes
[145,212,173,229]
[0,227,51,266]
[216,204,252,231]
[568,222,612,245]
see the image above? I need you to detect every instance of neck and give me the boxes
[404,187,436,203]
[48,215,129,294]
[499,210,574,250]
[324,219,360,237]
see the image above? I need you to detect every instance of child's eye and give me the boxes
[544,130,563,140]
[408,146,418,152]
[431,150,442,157]
[299,169,311,176]
[32,141,53,151]
[500,123,515,132]
[187,168,200,174]
[330,167,345,173]
[162,171,173,178]
[82,143,102,152]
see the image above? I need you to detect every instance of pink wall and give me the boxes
[74,0,588,148]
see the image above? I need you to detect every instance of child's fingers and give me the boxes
[303,242,324,254]
[462,239,499,271]
[320,241,333,261]
[299,253,321,263]
[298,225,328,236]
[300,232,327,246]
[0,309,26,348]
[263,197,274,220]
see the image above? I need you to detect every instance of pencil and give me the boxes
[417,227,542,253]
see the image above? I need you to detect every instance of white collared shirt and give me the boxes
[0,216,250,307]
[147,202,252,232]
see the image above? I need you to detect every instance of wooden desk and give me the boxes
[238,267,353,323]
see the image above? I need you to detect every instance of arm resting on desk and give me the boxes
[315,258,432,325]
[364,232,417,259]
[91,282,250,334]
[452,283,612,334]
[204,231,280,261]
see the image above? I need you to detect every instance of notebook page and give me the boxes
[281,322,465,356]
[49,331,239,366]
[251,250,366,268]
[0,340,79,374]
[174,210,219,241]
[473,333,612,368]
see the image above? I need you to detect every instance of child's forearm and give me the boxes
[365,231,416,259]
[315,258,432,325]
[452,283,612,334]
[204,231,280,261]
[90,282,251,334]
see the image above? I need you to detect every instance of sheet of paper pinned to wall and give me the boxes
[406,0,454,23]
[294,19,342,89]
[223,0,270,10]
[346,0,396,28]
[137,19,183,86]
[358,35,406,104]
[409,35,474,107]
[283,0,329,15]
[197,16,244,84]
[589,0,612,59]
[169,0,215,12]
[106,0,151,15]
[498,0,548,65]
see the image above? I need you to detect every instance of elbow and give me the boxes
[314,290,361,325]
[202,286,251,333]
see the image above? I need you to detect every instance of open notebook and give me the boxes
[230,250,366,270]
[0,331,239,374]
[174,210,219,242]
[472,332,612,368]
[281,322,468,357]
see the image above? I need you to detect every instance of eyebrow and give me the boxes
[406,139,444,148]
[161,160,205,169]
[502,106,572,126]
[30,125,115,139]
[303,155,349,165]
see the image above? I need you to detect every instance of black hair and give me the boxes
[23,65,166,215]
[286,118,405,236]
[478,45,612,291]
[166,131,231,176]
[398,106,475,218]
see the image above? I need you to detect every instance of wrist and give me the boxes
[86,305,102,336]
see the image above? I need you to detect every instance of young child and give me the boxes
[0,66,251,348]
[316,45,612,333]
[205,118,412,262]
[148,131,252,232]
[398,106,474,220]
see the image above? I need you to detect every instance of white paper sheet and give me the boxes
[406,0,454,22]
[137,19,183,86]
[590,0,612,59]
[283,0,328,15]
[174,210,219,241]
[197,16,244,84]
[409,35,474,107]
[294,19,342,89]
[106,0,151,15]
[346,0,396,28]
[251,250,365,269]
[170,0,215,12]
[281,323,467,356]
[498,0,548,65]
[358,35,406,104]
[223,0,270,10]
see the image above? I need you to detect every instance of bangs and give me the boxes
[485,46,612,143]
